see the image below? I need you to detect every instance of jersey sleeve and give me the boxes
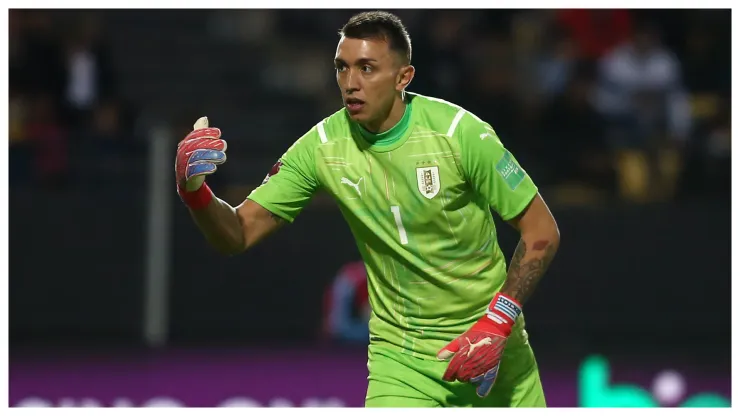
[247,127,321,223]
[458,113,538,221]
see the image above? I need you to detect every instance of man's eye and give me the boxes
[336,64,347,72]
[362,65,372,73]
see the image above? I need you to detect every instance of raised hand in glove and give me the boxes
[175,117,227,209]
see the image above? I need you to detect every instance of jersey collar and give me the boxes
[351,93,418,153]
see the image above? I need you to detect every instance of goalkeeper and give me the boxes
[176,11,559,407]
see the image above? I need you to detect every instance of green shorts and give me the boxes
[365,340,546,407]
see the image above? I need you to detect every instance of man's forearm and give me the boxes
[500,236,559,305]
[189,196,246,255]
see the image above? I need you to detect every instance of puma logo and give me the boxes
[341,177,364,197]
[465,337,493,357]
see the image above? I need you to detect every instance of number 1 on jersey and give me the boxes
[391,206,409,245]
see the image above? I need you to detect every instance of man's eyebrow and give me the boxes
[334,57,379,65]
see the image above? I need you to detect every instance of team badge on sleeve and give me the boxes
[495,151,526,190]
[416,166,440,199]
[262,159,283,185]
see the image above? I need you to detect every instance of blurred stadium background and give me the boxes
[8,8,731,407]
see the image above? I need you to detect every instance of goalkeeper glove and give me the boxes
[437,293,522,398]
[175,117,228,209]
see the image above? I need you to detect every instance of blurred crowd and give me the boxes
[9,9,730,204]
[9,10,140,189]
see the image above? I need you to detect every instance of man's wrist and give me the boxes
[485,293,522,328]
[178,182,214,210]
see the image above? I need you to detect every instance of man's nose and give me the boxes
[345,68,361,93]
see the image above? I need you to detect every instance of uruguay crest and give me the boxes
[416,166,440,199]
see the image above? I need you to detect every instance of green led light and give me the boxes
[578,355,730,408]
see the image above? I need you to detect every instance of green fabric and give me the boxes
[247,92,539,360]
[365,343,547,407]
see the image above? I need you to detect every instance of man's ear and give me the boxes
[396,65,415,92]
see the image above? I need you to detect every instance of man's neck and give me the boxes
[362,96,407,133]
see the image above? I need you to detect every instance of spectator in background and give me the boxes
[62,15,116,129]
[537,28,579,99]
[557,9,632,61]
[597,22,692,145]
[7,9,728,203]
[321,261,369,344]
[595,22,691,202]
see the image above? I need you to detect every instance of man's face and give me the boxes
[334,36,409,127]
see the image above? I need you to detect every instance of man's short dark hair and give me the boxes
[339,11,412,64]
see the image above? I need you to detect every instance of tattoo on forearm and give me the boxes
[501,239,557,305]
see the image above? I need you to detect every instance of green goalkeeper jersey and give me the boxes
[248,93,538,360]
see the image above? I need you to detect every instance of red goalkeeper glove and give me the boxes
[437,293,522,398]
[175,117,227,210]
